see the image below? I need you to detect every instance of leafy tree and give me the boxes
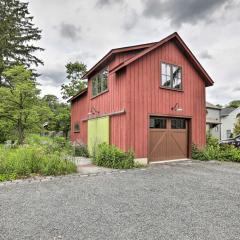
[227,100,240,109]
[0,0,43,82]
[42,95,70,139]
[234,118,240,136]
[0,120,14,143]
[61,61,87,99]
[0,65,51,144]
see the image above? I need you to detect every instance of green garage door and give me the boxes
[88,116,109,155]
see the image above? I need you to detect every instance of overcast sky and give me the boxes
[28,0,240,105]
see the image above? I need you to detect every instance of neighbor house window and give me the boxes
[161,63,182,90]
[226,130,232,139]
[92,68,108,97]
[74,123,80,133]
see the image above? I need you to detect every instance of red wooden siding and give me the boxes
[71,37,209,160]
[125,39,206,158]
[70,92,88,143]
[71,51,134,150]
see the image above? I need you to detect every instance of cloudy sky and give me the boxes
[28,0,240,105]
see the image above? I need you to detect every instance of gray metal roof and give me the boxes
[206,102,221,110]
[220,107,235,117]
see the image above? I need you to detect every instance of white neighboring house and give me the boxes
[220,107,240,140]
[206,102,221,139]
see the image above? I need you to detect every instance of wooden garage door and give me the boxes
[149,117,188,162]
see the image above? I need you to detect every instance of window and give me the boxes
[74,123,80,133]
[150,117,166,129]
[161,63,182,90]
[92,68,108,97]
[171,119,186,129]
[226,130,232,139]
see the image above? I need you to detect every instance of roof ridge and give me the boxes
[112,32,214,87]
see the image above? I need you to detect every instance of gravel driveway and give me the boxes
[1,160,240,240]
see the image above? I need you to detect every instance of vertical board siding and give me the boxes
[126,40,206,158]
[71,51,133,150]
[70,94,88,143]
[71,40,207,159]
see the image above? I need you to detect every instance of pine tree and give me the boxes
[0,0,43,83]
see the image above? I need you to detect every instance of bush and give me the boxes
[0,139,77,182]
[74,143,89,157]
[192,135,240,162]
[93,143,135,169]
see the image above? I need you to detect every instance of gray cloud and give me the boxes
[142,0,233,27]
[40,69,65,87]
[199,50,213,59]
[96,0,123,8]
[123,9,138,31]
[59,23,81,41]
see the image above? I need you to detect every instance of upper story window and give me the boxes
[92,68,108,97]
[161,63,182,90]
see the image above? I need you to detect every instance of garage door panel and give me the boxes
[169,132,187,154]
[168,133,187,159]
[149,117,189,162]
[149,131,168,161]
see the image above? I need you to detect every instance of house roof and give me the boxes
[111,32,214,87]
[82,41,157,79]
[68,88,88,102]
[220,107,236,117]
[206,102,221,110]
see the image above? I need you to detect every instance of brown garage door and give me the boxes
[149,117,189,162]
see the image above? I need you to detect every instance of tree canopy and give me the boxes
[61,61,87,100]
[0,65,51,144]
[42,94,70,139]
[0,0,43,82]
[227,100,240,109]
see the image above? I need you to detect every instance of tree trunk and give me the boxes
[18,123,25,145]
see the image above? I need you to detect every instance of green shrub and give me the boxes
[74,143,89,157]
[93,143,135,169]
[206,134,219,147]
[192,137,240,162]
[0,144,77,182]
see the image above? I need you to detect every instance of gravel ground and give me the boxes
[1,160,240,240]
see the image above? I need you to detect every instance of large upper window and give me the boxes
[92,68,108,97]
[161,63,182,90]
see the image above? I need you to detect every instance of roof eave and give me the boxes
[68,88,88,102]
[82,42,157,79]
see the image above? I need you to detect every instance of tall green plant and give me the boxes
[0,66,51,144]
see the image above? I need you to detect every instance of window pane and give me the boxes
[92,78,97,96]
[162,75,171,87]
[161,63,182,90]
[171,119,186,129]
[92,68,108,97]
[173,77,182,89]
[97,76,101,93]
[161,63,166,75]
[173,66,182,89]
[166,64,171,76]
[150,117,166,129]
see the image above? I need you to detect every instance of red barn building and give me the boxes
[70,32,214,163]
